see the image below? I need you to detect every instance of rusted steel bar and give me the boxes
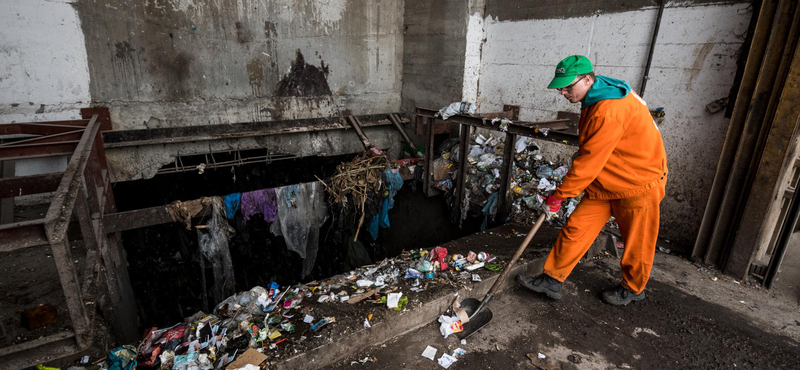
[0,172,64,198]
[0,332,79,370]
[0,220,49,251]
[50,239,90,348]
[102,113,399,148]
[0,141,79,160]
[346,116,373,149]
[0,129,86,147]
[44,115,100,244]
[454,125,471,222]
[424,116,436,196]
[389,113,422,158]
[415,108,578,146]
[497,132,517,224]
[103,203,213,233]
[0,123,87,137]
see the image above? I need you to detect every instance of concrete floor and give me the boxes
[325,253,800,370]
[771,231,800,305]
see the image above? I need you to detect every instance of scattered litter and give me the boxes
[386,292,403,309]
[350,356,376,365]
[632,327,661,338]
[437,353,458,369]
[658,246,670,254]
[303,314,315,324]
[438,315,463,338]
[472,274,482,282]
[538,353,546,360]
[422,346,437,360]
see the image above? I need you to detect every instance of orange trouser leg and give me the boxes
[611,184,665,294]
[543,197,612,282]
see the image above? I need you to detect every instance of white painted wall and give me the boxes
[468,2,753,246]
[0,0,91,123]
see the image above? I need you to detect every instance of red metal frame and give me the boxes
[0,108,135,369]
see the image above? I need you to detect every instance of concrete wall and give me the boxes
[0,0,91,122]
[75,0,404,130]
[466,0,753,246]
[401,0,470,115]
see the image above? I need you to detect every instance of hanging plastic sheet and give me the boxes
[197,197,236,305]
[241,188,278,222]
[270,182,328,277]
[223,193,241,220]
[369,170,404,240]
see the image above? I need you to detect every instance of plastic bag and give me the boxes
[197,197,236,310]
[270,182,328,277]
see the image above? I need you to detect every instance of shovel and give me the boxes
[455,213,547,339]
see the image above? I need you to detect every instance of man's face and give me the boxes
[558,75,592,103]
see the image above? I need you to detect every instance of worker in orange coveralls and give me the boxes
[516,55,668,305]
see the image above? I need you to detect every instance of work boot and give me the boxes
[601,285,645,305]
[516,273,562,300]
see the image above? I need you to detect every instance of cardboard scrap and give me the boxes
[226,348,267,370]
[348,288,379,304]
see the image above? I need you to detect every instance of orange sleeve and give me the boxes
[553,115,624,199]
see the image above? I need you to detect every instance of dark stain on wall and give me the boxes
[264,21,277,38]
[114,41,136,59]
[149,51,195,101]
[275,50,331,97]
[247,58,264,95]
[235,21,251,43]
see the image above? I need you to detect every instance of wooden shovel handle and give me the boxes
[485,213,547,297]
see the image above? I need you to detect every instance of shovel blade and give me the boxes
[455,298,493,340]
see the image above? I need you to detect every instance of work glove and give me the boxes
[545,195,564,213]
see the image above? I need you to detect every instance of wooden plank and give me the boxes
[708,0,797,268]
[725,17,800,278]
[693,0,780,262]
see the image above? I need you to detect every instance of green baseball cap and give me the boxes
[547,55,594,89]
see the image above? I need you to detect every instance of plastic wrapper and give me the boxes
[438,315,463,338]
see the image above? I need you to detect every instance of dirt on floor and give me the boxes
[325,255,800,370]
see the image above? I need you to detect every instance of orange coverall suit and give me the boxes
[543,92,668,294]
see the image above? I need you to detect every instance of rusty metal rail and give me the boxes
[0,108,138,369]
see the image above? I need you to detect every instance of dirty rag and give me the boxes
[223,193,241,220]
[104,345,137,370]
[369,170,404,240]
[167,198,206,230]
[241,188,278,222]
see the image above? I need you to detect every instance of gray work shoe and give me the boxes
[601,285,645,305]
[516,273,562,300]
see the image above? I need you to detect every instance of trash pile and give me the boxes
[432,132,581,227]
[88,244,503,370]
